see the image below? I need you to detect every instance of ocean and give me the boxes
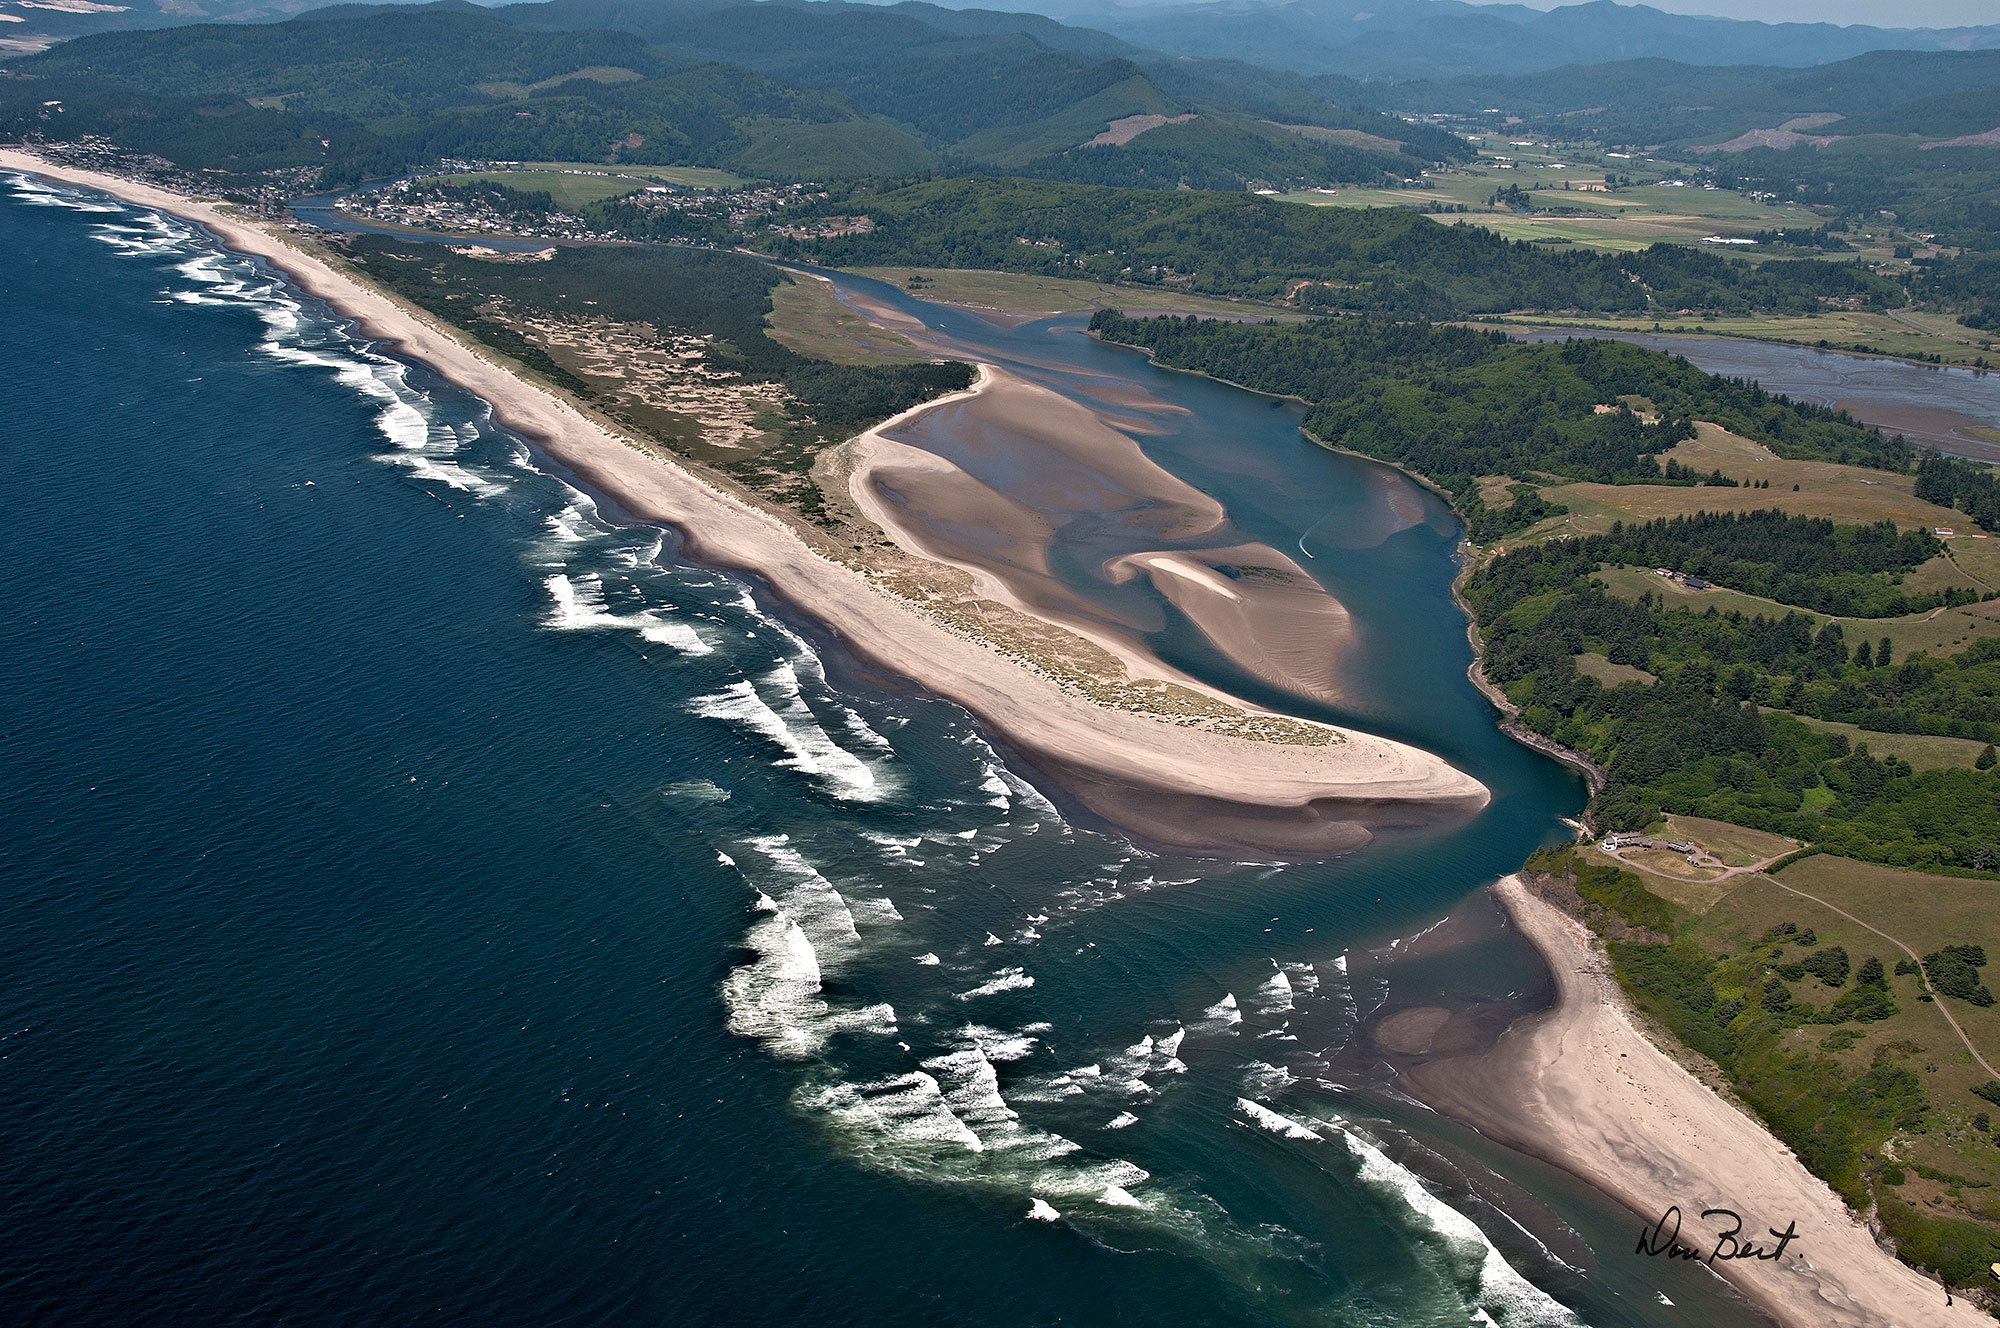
[0,174,1771,1326]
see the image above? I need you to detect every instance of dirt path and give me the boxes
[1766,876,2000,1082]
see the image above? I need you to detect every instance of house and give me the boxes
[1935,527,1956,538]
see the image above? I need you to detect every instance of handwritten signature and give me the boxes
[1637,1207,1801,1264]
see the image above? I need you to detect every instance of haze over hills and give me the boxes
[969,0,2000,80]
[10,0,2000,79]
[0,0,1464,185]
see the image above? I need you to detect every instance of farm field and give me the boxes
[1516,423,1976,539]
[1277,137,1827,252]
[1591,565,2000,659]
[1776,713,1995,771]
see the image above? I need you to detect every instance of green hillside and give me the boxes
[761,176,1899,316]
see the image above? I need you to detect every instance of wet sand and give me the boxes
[850,363,1354,705]
[5,152,1489,857]
[1409,876,1986,1328]
[1105,545,1352,704]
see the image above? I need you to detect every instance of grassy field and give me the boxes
[1516,423,1976,541]
[1593,564,2000,657]
[1573,650,1655,687]
[1661,814,1797,866]
[435,169,654,210]
[492,161,749,190]
[845,267,1301,320]
[1773,712,1996,771]
[1494,310,1999,370]
[1276,137,1830,253]
[1699,859,2000,1212]
[765,274,926,366]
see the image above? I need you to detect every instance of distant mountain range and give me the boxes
[955,0,2000,81]
[0,0,1468,188]
[8,0,2000,82]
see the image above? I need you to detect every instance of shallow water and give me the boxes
[2,175,1771,1326]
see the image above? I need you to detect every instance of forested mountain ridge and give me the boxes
[0,0,1463,190]
[1055,0,2000,82]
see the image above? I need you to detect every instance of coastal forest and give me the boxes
[1090,310,2000,877]
[769,178,1898,317]
[1089,313,1911,538]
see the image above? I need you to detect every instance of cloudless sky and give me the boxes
[1468,0,1997,28]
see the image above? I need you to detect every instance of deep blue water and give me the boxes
[1,175,1770,1326]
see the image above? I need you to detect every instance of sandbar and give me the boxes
[1107,545,1352,705]
[1,150,1487,856]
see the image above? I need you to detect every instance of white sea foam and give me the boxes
[664,780,730,803]
[689,678,881,799]
[1239,1060,1296,1096]
[976,762,1012,809]
[1191,993,1243,1036]
[1249,967,1296,1016]
[1333,1126,1581,1327]
[956,968,1034,1000]
[1107,1112,1138,1129]
[958,1024,1041,1062]
[739,837,863,957]
[1280,961,1320,997]
[848,896,904,928]
[720,908,895,1060]
[807,1071,985,1151]
[542,573,715,654]
[1235,1098,1321,1141]
[1027,1198,1061,1221]
[5,172,125,212]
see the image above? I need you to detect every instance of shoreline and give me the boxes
[0,150,1488,858]
[1408,875,1985,1327]
[1096,328,1612,792]
[1084,312,1979,1322]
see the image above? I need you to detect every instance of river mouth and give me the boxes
[0,168,1814,1327]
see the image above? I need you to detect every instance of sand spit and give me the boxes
[1106,545,1351,705]
[1410,876,1986,1328]
[5,151,1486,856]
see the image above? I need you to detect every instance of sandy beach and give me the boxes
[1409,876,1985,1328]
[1,150,1487,856]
